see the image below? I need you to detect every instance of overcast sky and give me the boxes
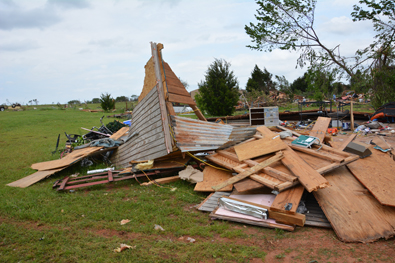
[0,0,375,105]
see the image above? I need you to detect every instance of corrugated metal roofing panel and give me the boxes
[172,116,256,152]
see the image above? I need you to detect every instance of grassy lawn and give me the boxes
[0,108,266,262]
[1,106,392,262]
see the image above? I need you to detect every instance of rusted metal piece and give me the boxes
[172,116,256,152]
[53,168,185,191]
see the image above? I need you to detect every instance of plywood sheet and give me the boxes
[309,117,331,143]
[7,169,63,188]
[234,178,265,192]
[234,137,286,161]
[194,166,233,192]
[31,147,100,171]
[138,57,156,102]
[347,148,395,207]
[314,166,395,242]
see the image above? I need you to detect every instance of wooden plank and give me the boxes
[313,166,395,242]
[234,137,286,161]
[309,117,331,143]
[151,42,172,154]
[286,142,345,162]
[141,175,180,186]
[194,166,233,192]
[347,148,395,207]
[257,126,329,192]
[224,196,305,226]
[270,185,304,214]
[31,147,100,171]
[7,168,63,188]
[212,152,283,191]
[234,178,265,192]
[168,93,196,105]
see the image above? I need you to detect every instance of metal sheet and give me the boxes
[172,116,256,152]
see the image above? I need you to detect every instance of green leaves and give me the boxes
[195,59,239,116]
[100,93,115,112]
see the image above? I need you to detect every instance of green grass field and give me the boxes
[0,108,268,262]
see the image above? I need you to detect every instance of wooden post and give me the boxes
[350,101,354,132]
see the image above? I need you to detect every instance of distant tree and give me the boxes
[245,65,275,94]
[100,93,115,112]
[333,82,345,95]
[130,95,138,102]
[195,59,240,116]
[306,68,335,101]
[92,98,100,104]
[115,96,129,102]
[275,75,293,101]
[68,100,81,105]
[290,74,309,94]
[179,78,189,90]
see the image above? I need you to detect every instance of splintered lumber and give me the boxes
[257,126,329,192]
[224,196,305,227]
[141,175,180,186]
[309,117,331,143]
[194,166,233,192]
[234,137,286,161]
[313,166,395,242]
[270,185,305,214]
[211,152,284,191]
[346,148,395,207]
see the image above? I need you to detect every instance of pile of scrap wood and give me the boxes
[193,117,395,243]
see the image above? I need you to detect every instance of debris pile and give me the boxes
[8,43,395,243]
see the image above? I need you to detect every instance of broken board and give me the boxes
[194,166,233,192]
[347,147,395,207]
[313,166,395,242]
[234,137,286,161]
[309,117,331,143]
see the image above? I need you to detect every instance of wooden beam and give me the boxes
[141,175,180,186]
[168,93,196,105]
[151,42,172,154]
[211,152,284,191]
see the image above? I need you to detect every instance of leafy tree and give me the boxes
[195,59,240,116]
[100,93,115,112]
[179,78,189,90]
[245,65,275,94]
[245,0,395,107]
[68,100,81,105]
[275,75,293,101]
[115,96,129,102]
[290,74,308,94]
[92,98,100,103]
[306,67,335,101]
[130,95,138,102]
